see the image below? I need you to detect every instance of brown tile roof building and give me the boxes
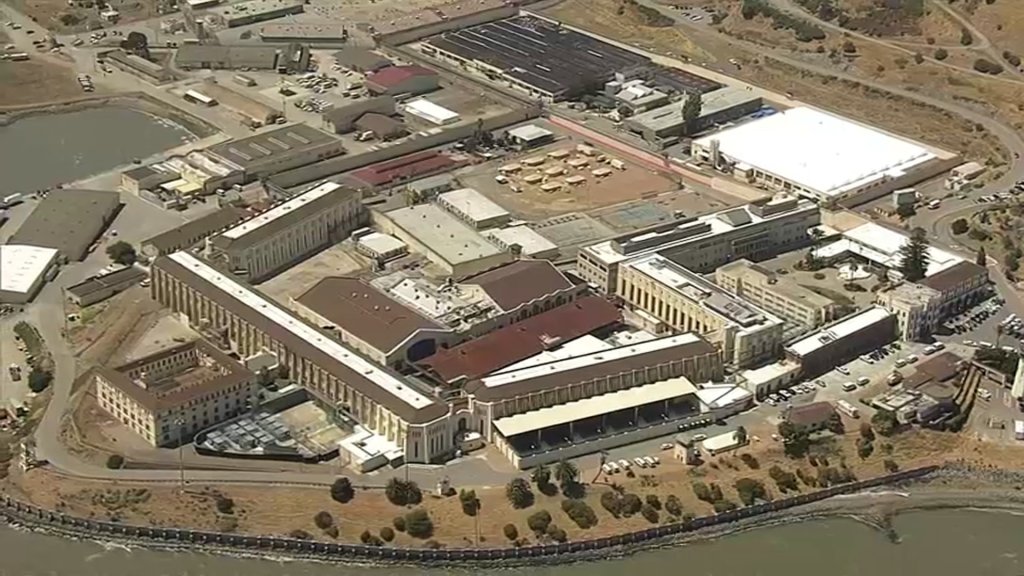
[785,401,837,429]
[418,295,621,384]
[295,276,450,356]
[920,261,987,293]
[463,260,577,312]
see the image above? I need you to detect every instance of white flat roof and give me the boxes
[695,384,753,410]
[814,222,963,277]
[740,361,799,385]
[493,335,611,375]
[493,376,698,438]
[786,306,893,357]
[167,251,435,410]
[693,107,936,198]
[481,333,702,389]
[356,231,406,255]
[702,429,741,452]
[220,181,342,240]
[403,98,459,125]
[0,244,57,295]
[385,203,504,265]
[508,124,553,142]
[439,188,509,225]
[484,226,557,256]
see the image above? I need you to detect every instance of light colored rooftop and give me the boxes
[220,181,342,240]
[481,333,702,389]
[813,222,964,277]
[695,384,753,411]
[585,196,816,266]
[403,98,459,125]
[493,334,611,375]
[625,254,781,331]
[492,376,699,438]
[718,259,835,309]
[692,107,937,198]
[356,232,406,255]
[739,361,800,385]
[508,124,553,142]
[629,86,760,131]
[167,251,435,410]
[384,203,505,266]
[438,188,510,225]
[483,225,557,256]
[0,244,58,295]
[785,306,893,357]
[701,429,742,452]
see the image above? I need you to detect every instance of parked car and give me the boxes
[836,366,851,375]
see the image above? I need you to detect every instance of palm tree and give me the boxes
[554,460,579,488]
[530,464,551,488]
[996,323,1004,347]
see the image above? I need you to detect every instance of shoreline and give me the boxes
[0,93,218,138]
[11,465,1023,569]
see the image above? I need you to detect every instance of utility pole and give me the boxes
[176,417,186,492]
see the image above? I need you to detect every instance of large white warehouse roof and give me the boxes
[0,244,58,296]
[694,107,936,199]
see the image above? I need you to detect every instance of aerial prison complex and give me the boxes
[55,5,998,476]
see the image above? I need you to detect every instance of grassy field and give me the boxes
[0,59,85,107]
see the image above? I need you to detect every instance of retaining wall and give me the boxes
[0,466,936,564]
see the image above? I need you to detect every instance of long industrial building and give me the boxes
[208,181,364,282]
[204,124,345,182]
[617,254,785,367]
[150,251,454,464]
[577,194,819,294]
[691,107,958,206]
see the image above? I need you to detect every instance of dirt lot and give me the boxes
[5,0,163,33]
[70,286,164,369]
[456,143,680,220]
[0,59,86,107]
[9,425,1017,548]
[966,0,1024,57]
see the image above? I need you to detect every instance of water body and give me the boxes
[0,106,193,194]
[1,509,1022,576]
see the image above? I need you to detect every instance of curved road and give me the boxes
[16,0,1024,487]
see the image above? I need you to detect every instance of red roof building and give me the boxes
[366,65,440,96]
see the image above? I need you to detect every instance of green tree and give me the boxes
[385,478,422,506]
[826,412,845,435]
[379,527,395,542]
[503,523,519,541]
[692,481,713,503]
[934,47,948,60]
[665,494,683,517]
[640,503,659,523]
[681,92,703,135]
[526,510,552,534]
[777,421,811,458]
[977,246,988,267]
[554,460,579,491]
[404,508,433,538]
[734,477,768,506]
[531,464,551,488]
[620,493,643,516]
[856,438,874,459]
[330,477,354,503]
[860,422,875,441]
[27,368,52,393]
[951,218,969,235]
[734,425,748,446]
[459,489,480,516]
[105,454,125,469]
[898,227,929,281]
[505,477,535,509]
[106,241,137,266]
[313,511,334,530]
[871,410,899,436]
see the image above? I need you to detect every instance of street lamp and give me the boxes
[175,417,186,492]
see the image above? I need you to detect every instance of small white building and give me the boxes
[484,225,559,259]
[507,124,556,150]
[354,231,408,262]
[701,429,746,456]
[0,245,59,304]
[403,98,459,125]
[437,188,511,230]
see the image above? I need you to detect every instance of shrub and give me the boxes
[951,218,969,235]
[217,516,239,532]
[385,478,422,506]
[960,27,973,46]
[546,525,567,542]
[330,477,354,503]
[392,516,406,532]
[1003,50,1022,67]
[404,509,433,539]
[215,496,235,515]
[734,478,767,506]
[503,523,519,541]
[856,438,874,459]
[712,499,737,513]
[600,491,622,517]
[665,494,683,517]
[974,58,1004,74]
[105,454,125,470]
[360,530,382,546]
[106,241,137,266]
[380,527,395,542]
[505,478,534,509]
[313,511,334,530]
[324,525,338,538]
[620,493,643,516]
[768,466,799,492]
[692,481,713,503]
[527,510,552,534]
[883,459,900,473]
[739,453,760,469]
[28,368,52,393]
[459,489,480,516]
[561,499,598,529]
[842,40,856,54]
[709,483,724,502]
[934,48,948,60]
[640,504,660,523]
[289,529,313,540]
[645,494,661,510]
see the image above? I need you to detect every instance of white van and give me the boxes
[842,382,857,392]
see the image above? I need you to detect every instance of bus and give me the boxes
[836,399,860,419]
[183,89,217,107]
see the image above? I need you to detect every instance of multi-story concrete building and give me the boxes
[464,332,723,440]
[784,306,897,378]
[93,339,258,447]
[204,124,344,182]
[577,195,819,294]
[617,254,784,367]
[151,251,454,463]
[875,282,943,342]
[716,259,838,336]
[208,181,363,282]
[917,260,989,317]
